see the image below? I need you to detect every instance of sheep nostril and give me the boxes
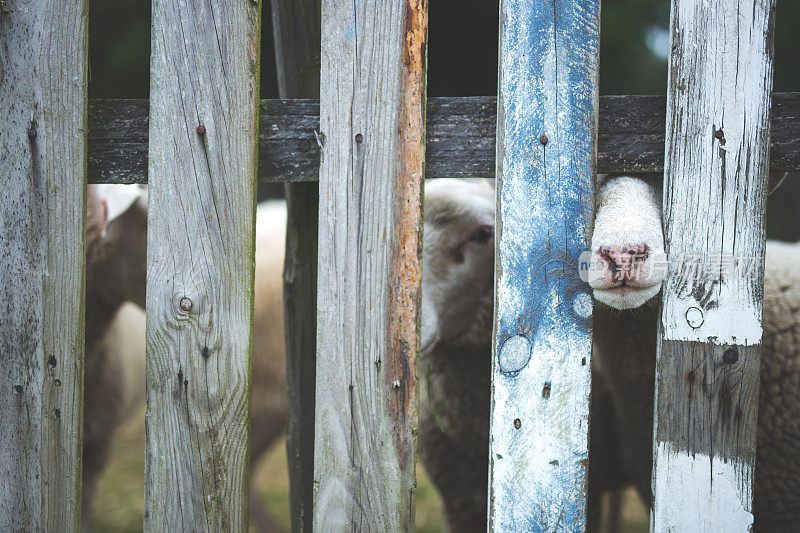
[600,245,650,271]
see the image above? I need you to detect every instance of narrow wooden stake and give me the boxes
[312,0,428,529]
[0,1,88,530]
[489,0,599,530]
[144,0,260,529]
[650,0,776,530]
[269,1,322,530]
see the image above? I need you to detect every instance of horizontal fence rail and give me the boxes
[87,93,800,184]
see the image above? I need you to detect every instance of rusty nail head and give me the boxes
[355,133,363,143]
[179,297,193,312]
[513,418,522,429]
[715,129,724,139]
[539,134,548,145]
[196,125,206,135]
[299,139,311,152]
[28,128,37,139]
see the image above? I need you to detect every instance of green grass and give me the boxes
[90,409,646,532]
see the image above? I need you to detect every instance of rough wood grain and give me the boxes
[650,0,776,530]
[269,0,321,531]
[0,1,88,530]
[312,0,428,530]
[86,93,800,184]
[489,0,599,530]
[144,0,260,529]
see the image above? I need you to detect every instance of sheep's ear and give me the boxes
[768,171,788,196]
[92,184,146,235]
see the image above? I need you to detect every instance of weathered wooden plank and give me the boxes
[313,0,428,530]
[0,1,88,530]
[144,0,260,529]
[650,0,776,530]
[488,0,599,530]
[269,0,321,531]
[86,93,800,184]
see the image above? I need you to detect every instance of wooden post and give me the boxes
[650,0,776,530]
[489,0,599,530]
[0,1,88,530]
[144,0,260,529]
[312,0,428,529]
[269,2,321,531]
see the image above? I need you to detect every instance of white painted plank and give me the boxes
[0,1,88,530]
[312,0,428,530]
[489,0,600,530]
[144,0,260,529]
[651,0,776,530]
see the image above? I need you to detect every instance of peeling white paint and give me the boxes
[651,442,754,533]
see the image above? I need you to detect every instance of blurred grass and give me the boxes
[91,409,647,532]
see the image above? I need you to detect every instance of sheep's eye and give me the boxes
[469,226,494,244]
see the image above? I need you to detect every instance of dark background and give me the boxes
[88,0,800,240]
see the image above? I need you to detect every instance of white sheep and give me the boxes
[417,178,627,532]
[82,184,148,523]
[588,172,800,532]
[82,191,289,531]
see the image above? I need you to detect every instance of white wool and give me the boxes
[421,179,495,352]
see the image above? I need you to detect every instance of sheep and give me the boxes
[416,178,625,532]
[81,190,289,530]
[587,172,800,532]
[82,184,148,522]
[246,179,622,532]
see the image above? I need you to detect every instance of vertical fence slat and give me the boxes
[489,0,599,530]
[312,0,428,529]
[0,1,88,530]
[269,1,322,530]
[650,0,776,530]
[144,0,260,529]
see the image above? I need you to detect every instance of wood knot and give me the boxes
[513,418,521,429]
[179,297,193,312]
[722,348,739,364]
[685,306,704,328]
[542,382,551,399]
[47,355,57,368]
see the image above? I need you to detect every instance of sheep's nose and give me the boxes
[599,244,649,272]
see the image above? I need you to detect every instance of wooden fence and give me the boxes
[0,0,793,530]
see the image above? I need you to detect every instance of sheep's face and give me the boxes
[421,179,496,354]
[87,185,148,309]
[588,175,666,310]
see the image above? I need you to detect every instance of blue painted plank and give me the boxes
[489,0,600,531]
